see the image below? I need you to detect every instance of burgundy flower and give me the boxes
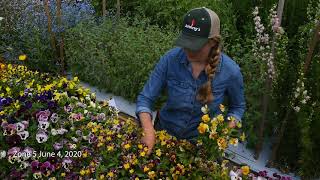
[9,169,23,179]
[3,123,17,136]
[6,134,22,147]
[40,161,55,177]
[31,160,42,173]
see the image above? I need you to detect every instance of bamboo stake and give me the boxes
[267,20,320,167]
[254,0,285,159]
[116,0,120,18]
[56,0,65,75]
[102,0,107,16]
[44,0,58,62]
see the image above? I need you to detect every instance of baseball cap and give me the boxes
[175,7,220,51]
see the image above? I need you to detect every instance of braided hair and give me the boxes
[196,35,222,104]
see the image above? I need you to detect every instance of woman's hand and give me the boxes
[141,127,156,155]
[139,112,156,155]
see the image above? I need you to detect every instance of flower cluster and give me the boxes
[291,73,312,112]
[252,6,279,80]
[197,104,245,160]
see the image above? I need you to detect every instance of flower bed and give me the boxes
[0,63,291,180]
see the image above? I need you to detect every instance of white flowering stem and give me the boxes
[255,0,285,160]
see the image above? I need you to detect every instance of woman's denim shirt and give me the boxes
[136,47,246,140]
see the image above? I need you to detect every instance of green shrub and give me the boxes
[65,17,177,104]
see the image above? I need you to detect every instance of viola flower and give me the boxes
[36,131,48,143]
[33,171,42,179]
[97,113,106,121]
[25,101,33,109]
[62,157,73,171]
[23,147,34,160]
[197,123,209,134]
[229,138,239,146]
[64,104,73,113]
[38,120,50,130]
[57,128,68,135]
[19,54,27,61]
[201,114,210,123]
[20,161,30,169]
[51,128,58,136]
[36,110,51,120]
[50,113,59,123]
[0,150,6,159]
[88,133,97,144]
[6,134,22,147]
[3,123,17,136]
[241,166,250,176]
[53,142,63,150]
[17,130,30,140]
[40,161,55,177]
[217,137,227,150]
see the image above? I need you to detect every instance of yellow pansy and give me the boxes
[107,145,114,151]
[217,114,224,123]
[107,171,114,177]
[80,169,86,176]
[124,143,131,150]
[241,166,250,175]
[129,169,134,174]
[237,121,242,128]
[197,122,209,134]
[222,128,229,135]
[148,171,156,179]
[240,132,246,141]
[123,163,130,169]
[140,151,146,157]
[156,149,162,157]
[143,166,149,172]
[201,114,210,123]
[19,54,27,61]
[61,173,66,177]
[217,137,227,150]
[99,174,105,180]
[219,104,225,112]
[229,138,239,146]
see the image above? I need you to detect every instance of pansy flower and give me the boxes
[17,130,29,140]
[3,123,17,136]
[38,120,50,130]
[50,113,59,123]
[53,142,63,150]
[15,122,26,132]
[36,131,48,143]
[62,157,73,171]
[40,161,55,177]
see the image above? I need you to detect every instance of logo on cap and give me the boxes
[185,18,200,32]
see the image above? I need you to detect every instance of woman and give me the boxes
[136,7,246,154]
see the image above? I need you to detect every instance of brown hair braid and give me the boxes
[196,35,222,104]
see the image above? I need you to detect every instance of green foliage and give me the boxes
[65,17,177,103]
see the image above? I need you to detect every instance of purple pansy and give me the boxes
[40,161,55,177]
[53,142,63,150]
[17,130,29,140]
[50,113,59,123]
[36,131,48,143]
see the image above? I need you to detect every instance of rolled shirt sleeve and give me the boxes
[135,51,169,122]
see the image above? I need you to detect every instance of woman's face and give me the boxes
[184,40,215,63]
